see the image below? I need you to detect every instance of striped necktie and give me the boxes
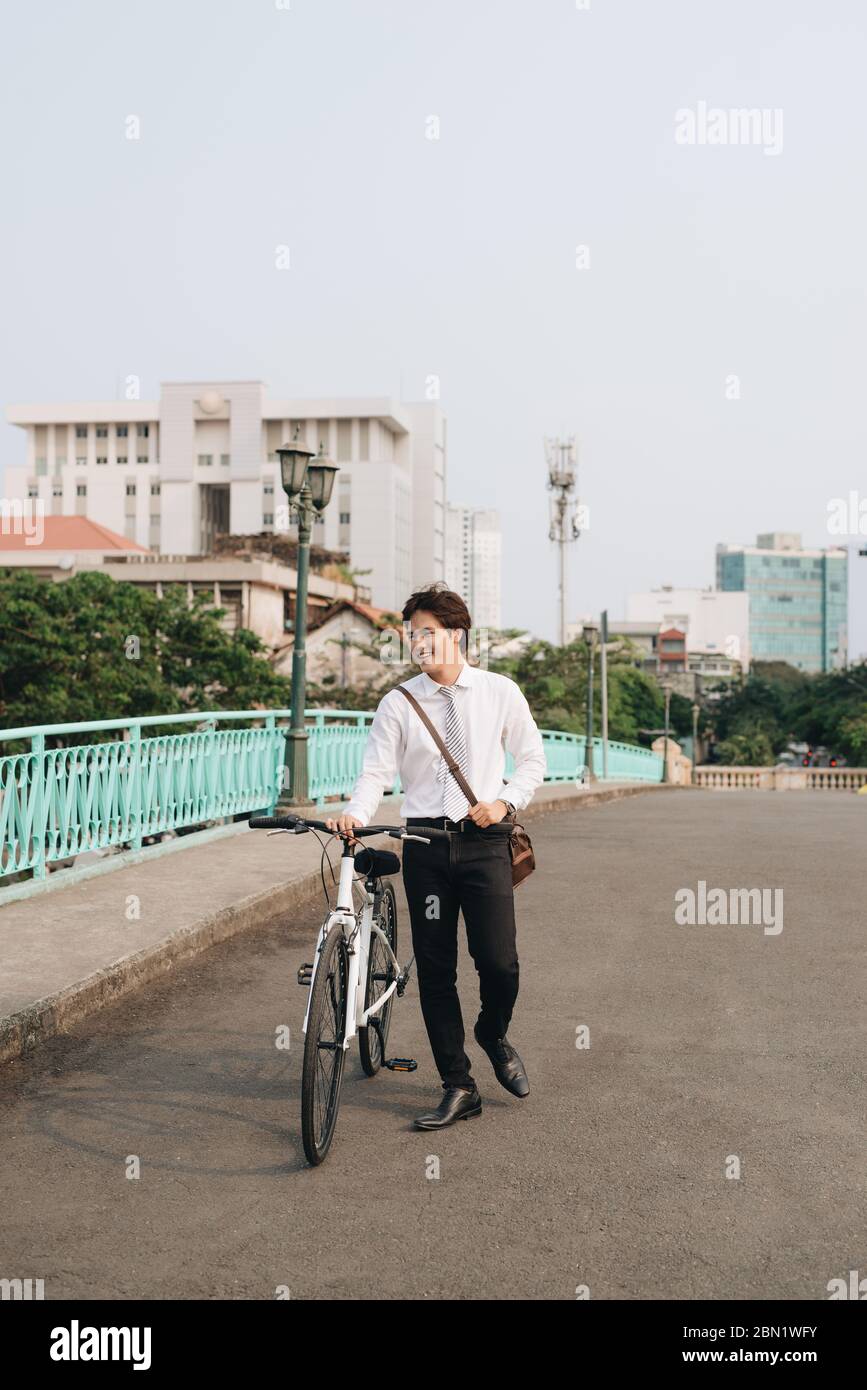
[438,685,471,820]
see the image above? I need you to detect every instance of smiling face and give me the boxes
[406,610,463,672]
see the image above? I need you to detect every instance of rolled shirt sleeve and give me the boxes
[496,680,547,811]
[343,692,404,826]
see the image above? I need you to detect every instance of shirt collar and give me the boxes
[419,659,475,693]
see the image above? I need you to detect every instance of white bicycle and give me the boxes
[248,811,448,1165]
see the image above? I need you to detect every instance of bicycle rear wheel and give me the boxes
[359,882,398,1076]
[301,924,349,1165]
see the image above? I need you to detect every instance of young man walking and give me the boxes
[327,583,546,1131]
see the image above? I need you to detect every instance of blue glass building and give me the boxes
[716,533,848,673]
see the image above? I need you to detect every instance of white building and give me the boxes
[4,382,446,612]
[626,586,751,669]
[445,504,501,629]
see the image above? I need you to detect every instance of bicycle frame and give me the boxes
[301,847,403,1049]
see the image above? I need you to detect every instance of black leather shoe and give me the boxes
[473,1023,530,1097]
[413,1086,482,1130]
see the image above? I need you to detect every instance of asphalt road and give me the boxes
[1,791,865,1300]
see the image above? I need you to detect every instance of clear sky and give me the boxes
[2,0,865,655]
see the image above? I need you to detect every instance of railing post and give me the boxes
[129,724,143,851]
[31,732,46,879]
[265,714,279,813]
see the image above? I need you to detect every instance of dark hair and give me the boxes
[402,581,472,650]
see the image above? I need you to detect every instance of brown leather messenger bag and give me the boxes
[397,686,536,888]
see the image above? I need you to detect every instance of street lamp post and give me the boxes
[276,430,338,806]
[661,680,672,784]
[582,619,598,782]
[691,700,700,784]
[600,609,609,780]
[338,624,363,688]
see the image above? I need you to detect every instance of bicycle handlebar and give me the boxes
[247,813,452,842]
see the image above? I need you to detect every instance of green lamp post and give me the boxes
[582,618,599,782]
[276,430,338,806]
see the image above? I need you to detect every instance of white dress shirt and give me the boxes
[343,660,547,826]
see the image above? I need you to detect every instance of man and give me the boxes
[327,582,546,1131]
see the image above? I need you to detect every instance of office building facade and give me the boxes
[716,533,847,672]
[5,382,446,612]
[445,504,501,629]
[626,586,751,670]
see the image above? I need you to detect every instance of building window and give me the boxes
[75,425,87,439]
[126,482,136,497]
[337,419,352,461]
[339,511,350,524]
[358,419,369,457]
[96,456,107,465]
[263,512,274,526]
[137,455,148,464]
[27,485,38,498]
[35,457,47,475]
[198,454,213,466]
[96,426,108,438]
[117,455,128,465]
[52,485,63,498]
[220,453,229,466]
[150,482,161,496]
[76,484,87,497]
[263,482,274,495]
[116,424,128,437]
[76,456,86,466]
[137,424,149,437]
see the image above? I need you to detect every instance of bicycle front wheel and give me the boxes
[359,881,398,1077]
[301,924,349,1166]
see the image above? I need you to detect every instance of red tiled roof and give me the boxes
[0,516,149,552]
[352,600,402,626]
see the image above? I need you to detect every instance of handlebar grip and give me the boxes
[249,814,297,830]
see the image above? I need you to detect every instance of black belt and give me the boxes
[406,816,512,836]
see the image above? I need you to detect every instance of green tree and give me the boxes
[715,730,775,766]
[0,569,291,740]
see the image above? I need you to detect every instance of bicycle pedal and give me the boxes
[383,1057,418,1072]
[297,963,314,986]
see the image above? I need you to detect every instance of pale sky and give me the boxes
[2,0,865,655]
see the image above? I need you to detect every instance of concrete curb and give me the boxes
[0,863,330,1066]
[0,781,679,1065]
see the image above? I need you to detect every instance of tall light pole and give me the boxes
[600,609,609,780]
[691,700,700,784]
[582,618,598,782]
[276,430,338,806]
[661,680,672,784]
[546,436,582,645]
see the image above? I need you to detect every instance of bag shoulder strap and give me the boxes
[398,684,478,807]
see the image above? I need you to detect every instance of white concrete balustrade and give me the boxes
[695,766,867,791]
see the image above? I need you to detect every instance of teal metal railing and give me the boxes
[0,709,662,887]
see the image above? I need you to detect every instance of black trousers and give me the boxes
[402,819,519,1090]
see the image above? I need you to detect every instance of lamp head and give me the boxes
[276,427,315,499]
[307,442,339,512]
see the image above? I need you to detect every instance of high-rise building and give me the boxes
[4,382,446,612]
[445,504,501,629]
[716,533,847,672]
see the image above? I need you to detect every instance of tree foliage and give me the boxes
[708,659,867,763]
[0,569,291,739]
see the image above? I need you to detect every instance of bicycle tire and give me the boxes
[358,882,398,1077]
[301,923,349,1166]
